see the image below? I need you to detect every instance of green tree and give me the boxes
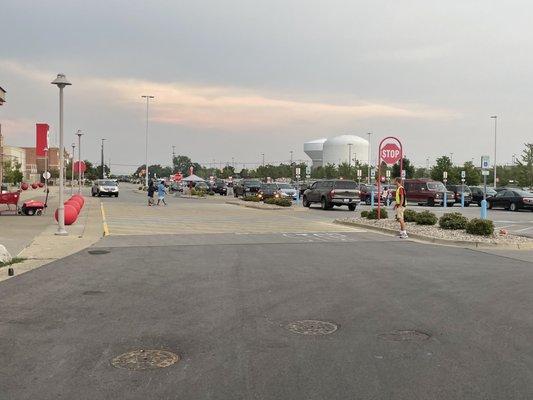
[391,157,415,179]
[516,143,533,188]
[2,160,23,184]
[460,161,481,185]
[173,155,201,175]
[430,156,458,182]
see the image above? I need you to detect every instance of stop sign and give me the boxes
[73,161,86,173]
[381,143,402,165]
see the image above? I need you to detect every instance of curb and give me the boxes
[334,220,533,250]
[225,200,289,210]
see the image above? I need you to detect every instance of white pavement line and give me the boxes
[515,226,533,232]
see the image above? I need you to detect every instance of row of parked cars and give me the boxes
[233,177,533,211]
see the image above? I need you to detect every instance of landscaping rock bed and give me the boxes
[226,199,292,210]
[337,216,533,248]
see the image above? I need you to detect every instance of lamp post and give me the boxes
[71,143,75,195]
[51,73,71,236]
[290,150,294,179]
[142,95,154,188]
[491,115,498,188]
[348,143,353,169]
[101,138,106,178]
[76,130,83,194]
[261,153,265,167]
[367,132,372,183]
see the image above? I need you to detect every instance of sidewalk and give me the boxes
[0,195,104,282]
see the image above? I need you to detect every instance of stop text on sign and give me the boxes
[381,143,402,165]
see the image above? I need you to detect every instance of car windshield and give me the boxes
[244,180,261,187]
[334,181,358,189]
[427,182,446,191]
[486,188,497,195]
[277,183,293,189]
[456,186,471,193]
[99,180,117,186]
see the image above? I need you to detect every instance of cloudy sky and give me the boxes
[1,0,532,173]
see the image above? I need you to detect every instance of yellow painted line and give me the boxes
[100,202,110,236]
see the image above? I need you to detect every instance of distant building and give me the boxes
[304,135,369,168]
[0,86,5,106]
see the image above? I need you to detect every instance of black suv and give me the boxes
[445,184,473,207]
[211,179,228,195]
[233,179,262,197]
[303,179,360,210]
[470,186,497,206]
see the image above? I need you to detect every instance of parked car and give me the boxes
[445,184,473,206]
[487,189,533,211]
[234,179,262,197]
[275,183,298,200]
[211,179,228,195]
[403,178,454,207]
[258,183,281,200]
[359,184,379,205]
[470,186,497,206]
[194,181,210,191]
[302,179,360,210]
[91,179,119,197]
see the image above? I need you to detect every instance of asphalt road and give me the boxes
[1,187,532,399]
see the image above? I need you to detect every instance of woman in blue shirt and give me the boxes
[157,180,167,206]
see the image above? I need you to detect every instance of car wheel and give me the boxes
[303,196,310,207]
[27,208,36,216]
[464,202,470,207]
[348,204,356,211]
[98,193,101,197]
[427,198,435,207]
[509,202,518,212]
[321,197,329,210]
[115,193,119,197]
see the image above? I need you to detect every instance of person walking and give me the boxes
[157,179,167,206]
[393,177,408,238]
[147,180,155,206]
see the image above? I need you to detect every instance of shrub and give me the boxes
[439,212,468,230]
[403,209,418,222]
[264,197,292,207]
[243,195,261,202]
[360,210,369,218]
[208,191,215,196]
[415,210,437,225]
[366,208,388,219]
[466,218,494,236]
[190,188,206,197]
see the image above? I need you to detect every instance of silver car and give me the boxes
[276,183,298,200]
[92,179,119,197]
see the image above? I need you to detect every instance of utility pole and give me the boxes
[71,143,75,195]
[367,132,372,183]
[348,143,352,168]
[491,115,498,188]
[101,139,106,179]
[142,95,154,188]
[0,124,4,186]
[172,145,176,169]
[76,130,83,194]
[261,153,265,167]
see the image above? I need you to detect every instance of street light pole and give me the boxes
[491,115,498,188]
[71,143,75,196]
[101,139,106,178]
[261,153,265,167]
[367,132,372,183]
[76,130,83,194]
[348,143,352,168]
[51,73,71,236]
[142,95,154,188]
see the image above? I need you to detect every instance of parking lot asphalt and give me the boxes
[1,186,532,399]
[1,230,532,399]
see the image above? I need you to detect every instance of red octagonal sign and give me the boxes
[381,143,402,165]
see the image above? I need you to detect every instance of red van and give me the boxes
[404,179,455,207]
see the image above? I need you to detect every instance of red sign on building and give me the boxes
[35,123,49,157]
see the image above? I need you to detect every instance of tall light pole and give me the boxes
[71,143,75,195]
[261,153,265,167]
[142,95,154,188]
[367,132,372,183]
[101,138,106,178]
[51,73,71,236]
[348,143,353,168]
[76,130,83,194]
[491,115,498,188]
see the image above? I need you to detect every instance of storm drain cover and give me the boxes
[287,320,338,335]
[111,349,179,371]
[88,249,110,255]
[377,330,430,342]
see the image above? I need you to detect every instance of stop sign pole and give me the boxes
[377,136,403,219]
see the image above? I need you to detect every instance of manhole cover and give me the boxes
[287,320,338,335]
[111,349,179,371]
[88,249,110,255]
[83,290,104,295]
[377,330,430,342]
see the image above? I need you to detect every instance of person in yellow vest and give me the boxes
[394,177,408,238]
